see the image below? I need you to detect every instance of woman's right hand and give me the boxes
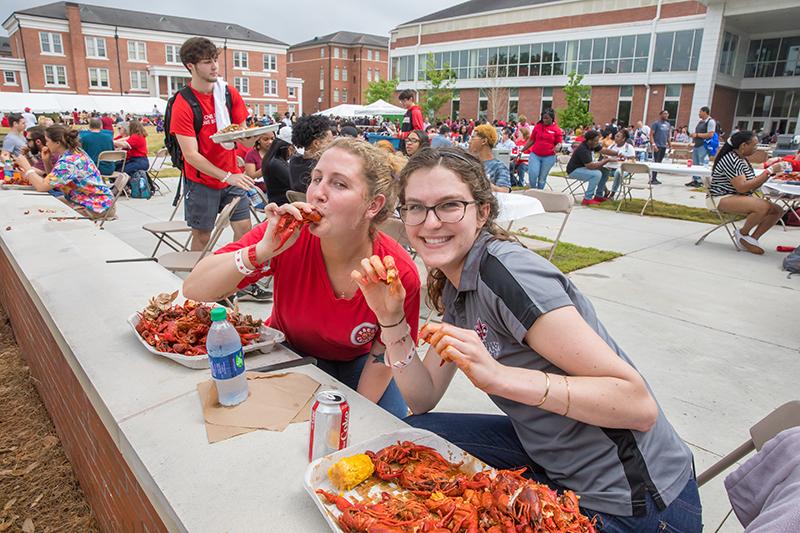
[768,162,785,175]
[257,201,317,257]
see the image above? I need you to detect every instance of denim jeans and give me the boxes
[611,168,625,196]
[528,153,556,189]
[691,145,707,184]
[515,162,528,187]
[407,412,702,533]
[314,354,408,419]
[568,166,609,199]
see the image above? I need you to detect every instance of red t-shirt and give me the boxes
[781,155,800,172]
[125,134,148,158]
[216,225,421,361]
[101,116,114,131]
[530,122,563,157]
[169,83,248,189]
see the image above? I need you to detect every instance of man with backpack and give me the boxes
[687,106,717,187]
[166,36,255,253]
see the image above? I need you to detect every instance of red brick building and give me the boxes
[390,0,800,135]
[288,31,389,112]
[1,2,304,116]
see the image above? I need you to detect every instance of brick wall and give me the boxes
[0,251,167,532]
[712,85,738,135]
[519,87,541,122]
[589,85,620,125]
[288,45,328,111]
[677,84,695,130]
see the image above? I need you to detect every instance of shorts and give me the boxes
[706,193,736,210]
[184,179,250,232]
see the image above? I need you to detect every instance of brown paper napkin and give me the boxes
[197,371,320,444]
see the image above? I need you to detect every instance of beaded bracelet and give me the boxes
[233,248,254,275]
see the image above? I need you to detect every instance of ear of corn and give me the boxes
[327,454,375,491]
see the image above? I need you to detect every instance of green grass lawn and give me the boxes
[515,232,622,273]
[590,198,732,225]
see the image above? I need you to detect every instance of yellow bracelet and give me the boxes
[533,371,550,407]
[563,376,571,417]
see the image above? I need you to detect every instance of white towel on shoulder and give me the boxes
[213,78,235,150]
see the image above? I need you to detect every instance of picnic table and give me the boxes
[495,191,544,225]
[607,160,713,178]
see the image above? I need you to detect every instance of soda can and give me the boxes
[687,158,693,168]
[309,390,350,462]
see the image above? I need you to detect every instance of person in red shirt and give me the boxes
[100,113,114,131]
[113,119,150,173]
[781,150,800,172]
[521,109,563,189]
[183,138,420,418]
[397,89,424,146]
[71,108,79,126]
[170,37,256,251]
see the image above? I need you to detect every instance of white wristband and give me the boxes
[233,249,254,275]
[222,171,231,184]
[25,168,38,177]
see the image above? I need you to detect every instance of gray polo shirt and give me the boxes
[441,232,693,516]
[650,119,672,148]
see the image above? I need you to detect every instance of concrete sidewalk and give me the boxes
[105,176,799,532]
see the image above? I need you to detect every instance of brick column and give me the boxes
[65,2,89,93]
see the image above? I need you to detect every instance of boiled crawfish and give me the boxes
[272,209,322,251]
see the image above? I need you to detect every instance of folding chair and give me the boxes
[556,154,587,198]
[520,189,573,261]
[617,162,654,215]
[157,197,242,273]
[695,176,740,249]
[142,188,192,257]
[146,148,171,194]
[97,172,131,229]
[379,217,416,259]
[286,190,307,203]
[97,150,128,193]
[249,188,268,223]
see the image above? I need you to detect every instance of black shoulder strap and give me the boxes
[178,86,203,136]
[225,85,233,118]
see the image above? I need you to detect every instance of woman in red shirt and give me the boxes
[521,110,563,189]
[113,119,150,174]
[183,137,420,418]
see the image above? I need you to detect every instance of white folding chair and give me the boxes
[519,189,573,261]
[146,148,171,194]
[695,176,740,249]
[556,154,587,198]
[617,162,655,215]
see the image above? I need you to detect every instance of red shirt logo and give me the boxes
[350,322,378,346]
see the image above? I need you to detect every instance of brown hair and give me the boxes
[318,137,407,231]
[128,119,148,137]
[375,139,395,153]
[45,124,81,151]
[519,127,531,140]
[179,37,219,69]
[397,147,518,313]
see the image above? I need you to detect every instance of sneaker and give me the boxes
[581,198,603,206]
[733,230,743,251]
[236,284,273,302]
[649,178,662,185]
[593,196,610,203]
[738,233,765,255]
[685,180,701,187]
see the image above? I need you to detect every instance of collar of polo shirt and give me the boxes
[453,231,493,292]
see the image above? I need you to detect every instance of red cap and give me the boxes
[24,107,31,112]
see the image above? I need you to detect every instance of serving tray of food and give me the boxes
[304,427,596,532]
[210,123,280,144]
[127,292,284,369]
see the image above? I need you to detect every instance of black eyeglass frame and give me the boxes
[397,200,479,226]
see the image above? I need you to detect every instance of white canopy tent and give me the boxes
[354,99,405,116]
[314,103,364,118]
[0,93,167,115]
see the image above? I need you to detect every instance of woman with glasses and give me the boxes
[404,129,429,158]
[348,146,701,531]
[184,138,419,419]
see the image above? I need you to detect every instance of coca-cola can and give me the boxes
[687,158,693,168]
[309,390,350,462]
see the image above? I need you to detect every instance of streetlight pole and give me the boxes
[317,96,322,112]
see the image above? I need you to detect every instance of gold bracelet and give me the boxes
[563,376,571,417]
[533,371,550,407]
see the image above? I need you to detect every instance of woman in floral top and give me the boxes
[14,124,114,218]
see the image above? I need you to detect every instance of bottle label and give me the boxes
[209,348,245,380]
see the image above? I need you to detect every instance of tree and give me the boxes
[364,78,399,104]
[556,71,593,131]
[420,53,456,121]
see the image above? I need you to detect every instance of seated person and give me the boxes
[113,119,149,174]
[709,131,784,255]
[13,125,114,219]
[263,138,295,206]
[601,129,637,198]
[404,130,430,158]
[289,114,334,193]
[765,149,800,172]
[78,117,115,175]
[566,130,613,205]
[183,138,419,419]
[244,132,275,186]
[468,124,511,192]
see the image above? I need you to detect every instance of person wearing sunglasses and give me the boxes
[349,147,700,532]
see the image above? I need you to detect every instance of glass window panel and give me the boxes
[670,30,693,71]
[635,34,650,57]
[478,48,488,66]
[530,63,540,76]
[690,30,703,70]
[744,63,756,77]
[771,90,791,117]
[665,84,681,98]
[579,40,592,60]
[619,85,633,97]
[633,58,648,72]
[606,37,620,59]
[577,61,589,74]
[553,62,565,75]
[542,42,554,63]
[604,59,618,74]
[757,62,776,77]
[746,40,761,62]
[530,43,542,64]
[790,91,800,116]
[617,100,632,127]
[554,41,566,62]
[435,53,443,69]
[498,47,508,65]
[541,63,552,76]
[664,100,679,126]
[460,50,469,69]
[760,39,780,62]
[619,58,633,73]
[498,65,507,77]
[508,65,518,77]
[592,38,605,60]
[779,37,800,61]
[542,86,553,97]
[736,91,755,116]
[653,33,674,72]
[753,92,772,116]
[590,60,603,74]
[620,36,635,58]
[487,47,498,65]
[775,61,788,76]
[565,41,578,64]
[519,65,529,76]
[519,45,529,64]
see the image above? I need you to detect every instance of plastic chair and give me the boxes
[694,175,740,249]
[617,162,655,215]
[147,148,171,194]
[519,189,573,261]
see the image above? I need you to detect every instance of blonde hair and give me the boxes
[519,127,531,140]
[319,137,407,231]
[473,124,497,147]
[375,139,396,153]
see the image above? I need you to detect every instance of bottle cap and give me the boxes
[210,307,227,321]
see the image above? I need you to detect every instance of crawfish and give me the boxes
[272,209,322,251]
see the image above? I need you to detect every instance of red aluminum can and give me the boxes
[687,158,693,168]
[309,390,350,462]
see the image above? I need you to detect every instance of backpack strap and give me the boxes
[178,85,203,136]
[225,85,233,119]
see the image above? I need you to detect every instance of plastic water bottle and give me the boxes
[206,307,249,406]
[3,159,14,182]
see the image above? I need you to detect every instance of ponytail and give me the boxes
[45,124,81,151]
[712,130,755,174]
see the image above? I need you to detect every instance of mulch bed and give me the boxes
[0,304,98,532]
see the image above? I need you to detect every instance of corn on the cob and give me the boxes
[327,454,375,490]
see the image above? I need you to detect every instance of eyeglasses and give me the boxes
[406,137,420,144]
[398,200,478,226]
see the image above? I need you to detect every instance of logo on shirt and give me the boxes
[474,318,501,358]
[202,113,216,127]
[350,322,378,346]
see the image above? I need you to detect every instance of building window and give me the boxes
[451,90,460,121]
[541,87,553,115]
[234,77,249,94]
[264,79,278,96]
[735,89,800,135]
[374,70,379,82]
[320,48,325,58]
[342,67,348,81]
[508,88,519,122]
[478,89,489,121]
[333,89,339,103]
[289,104,296,115]
[289,52,294,62]
[342,48,348,59]
[375,50,380,61]
[342,88,348,103]
[165,44,181,64]
[169,77,188,94]
[263,54,277,71]
[265,104,277,117]
[334,47,340,59]
[367,50,373,61]
[128,41,147,61]
[663,84,681,126]
[129,70,148,90]
[653,30,703,72]
[391,56,416,82]
[43,65,67,86]
[88,68,110,89]
[4,71,17,85]
[745,36,800,78]
[334,67,339,81]
[367,69,372,82]
[233,51,248,69]
[719,32,739,76]
[288,86,296,98]
[617,86,633,127]
[85,36,107,58]
[39,32,63,55]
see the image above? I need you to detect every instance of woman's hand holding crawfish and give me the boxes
[421,323,503,391]
[351,255,405,326]
[256,201,318,259]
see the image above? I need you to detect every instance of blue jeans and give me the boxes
[406,413,702,532]
[116,156,149,174]
[528,153,556,189]
[568,166,609,200]
[515,162,528,187]
[691,145,707,184]
[314,354,408,419]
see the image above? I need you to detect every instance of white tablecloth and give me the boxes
[495,192,544,223]
[607,161,712,177]
[763,180,800,198]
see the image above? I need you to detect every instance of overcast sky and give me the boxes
[1,0,465,42]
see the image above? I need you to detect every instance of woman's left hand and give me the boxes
[421,322,502,392]
[13,154,31,172]
[351,255,405,326]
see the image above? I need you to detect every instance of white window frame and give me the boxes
[367,69,372,82]
[233,51,249,70]
[334,47,340,59]
[342,88,348,103]
[130,70,148,90]
[88,67,110,89]
[43,64,68,87]
[128,40,147,62]
[367,49,373,61]
[342,67,348,81]
[290,52,294,62]
[265,104,277,117]
[320,48,325,58]
[288,86,297,98]
[169,77,188,94]
[334,67,339,81]
[234,77,250,95]
[374,70,380,82]
[39,32,64,55]
[165,44,181,65]
[85,36,107,59]
[375,50,380,61]
[4,71,18,85]
[264,78,278,96]
[342,48,348,59]
[320,67,324,90]
[333,88,339,103]
[263,53,277,71]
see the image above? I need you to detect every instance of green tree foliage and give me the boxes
[364,78,399,104]
[420,53,456,121]
[557,72,593,131]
